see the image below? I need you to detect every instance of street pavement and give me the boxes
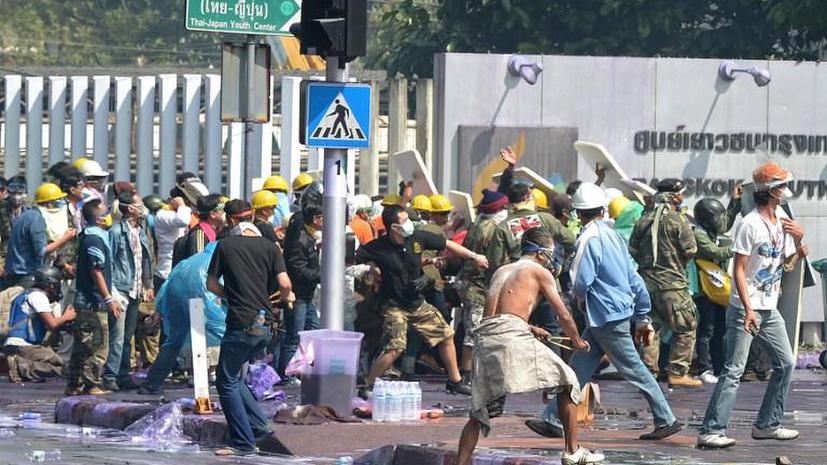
[0,370,825,464]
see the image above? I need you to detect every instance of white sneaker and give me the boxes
[751,426,799,440]
[697,433,736,449]
[561,447,605,465]
[699,370,719,384]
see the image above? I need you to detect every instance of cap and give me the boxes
[478,189,508,214]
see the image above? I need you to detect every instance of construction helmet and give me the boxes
[608,196,630,219]
[381,194,403,207]
[293,173,314,192]
[142,194,167,213]
[411,195,432,212]
[251,190,279,210]
[35,182,67,204]
[352,194,374,213]
[571,183,606,210]
[753,161,793,192]
[77,159,109,178]
[531,188,549,210]
[263,175,289,193]
[428,194,454,213]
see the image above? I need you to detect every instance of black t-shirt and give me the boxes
[355,230,446,310]
[207,236,287,329]
[255,220,280,243]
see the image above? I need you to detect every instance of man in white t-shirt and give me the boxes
[698,162,808,449]
[3,266,76,383]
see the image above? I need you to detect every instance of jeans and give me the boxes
[217,328,272,452]
[695,296,726,375]
[700,306,795,435]
[104,296,140,384]
[274,299,320,377]
[542,319,676,428]
[143,303,191,389]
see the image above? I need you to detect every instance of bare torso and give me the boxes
[484,259,547,322]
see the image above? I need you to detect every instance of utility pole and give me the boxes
[321,56,349,331]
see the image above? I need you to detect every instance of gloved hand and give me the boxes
[411,275,434,293]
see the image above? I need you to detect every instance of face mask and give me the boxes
[397,220,415,238]
[771,187,793,201]
[39,205,69,242]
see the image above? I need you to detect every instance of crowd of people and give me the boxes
[0,151,808,461]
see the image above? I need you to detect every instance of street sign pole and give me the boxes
[321,56,348,331]
[243,34,257,200]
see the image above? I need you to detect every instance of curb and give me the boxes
[54,397,228,446]
[355,444,559,465]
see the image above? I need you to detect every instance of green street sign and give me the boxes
[185,0,301,36]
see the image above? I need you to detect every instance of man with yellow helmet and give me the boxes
[251,190,281,243]
[262,175,291,228]
[4,183,76,288]
[411,195,432,225]
[291,173,314,213]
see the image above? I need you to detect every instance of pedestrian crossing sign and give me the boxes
[306,82,372,149]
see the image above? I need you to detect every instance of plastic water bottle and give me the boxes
[336,457,354,465]
[255,309,266,332]
[403,382,417,420]
[413,381,422,421]
[372,380,386,422]
[388,382,402,422]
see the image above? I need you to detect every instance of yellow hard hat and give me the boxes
[381,194,403,207]
[532,188,548,210]
[263,175,289,192]
[411,195,432,212]
[608,196,631,219]
[251,190,279,210]
[293,173,313,191]
[429,194,454,213]
[35,182,67,204]
[71,158,88,170]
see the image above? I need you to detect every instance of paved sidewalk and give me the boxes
[1,370,825,464]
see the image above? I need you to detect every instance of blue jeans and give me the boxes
[700,306,795,435]
[103,296,139,384]
[143,303,191,390]
[274,299,320,377]
[217,328,272,452]
[542,318,676,428]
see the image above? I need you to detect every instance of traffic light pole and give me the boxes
[321,56,348,331]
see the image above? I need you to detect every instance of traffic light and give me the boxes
[289,0,367,61]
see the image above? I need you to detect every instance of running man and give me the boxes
[457,227,603,465]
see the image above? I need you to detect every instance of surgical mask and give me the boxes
[772,186,793,201]
[398,220,415,238]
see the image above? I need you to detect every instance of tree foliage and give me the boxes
[368,0,827,78]
[0,0,222,67]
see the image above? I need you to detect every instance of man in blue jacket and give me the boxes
[525,183,681,441]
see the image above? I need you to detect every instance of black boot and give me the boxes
[446,379,471,395]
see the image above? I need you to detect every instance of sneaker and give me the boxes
[65,386,85,396]
[117,377,139,390]
[86,386,112,396]
[525,419,563,438]
[740,371,759,383]
[6,355,23,384]
[136,384,164,396]
[561,447,605,465]
[751,426,799,441]
[357,384,374,400]
[699,371,718,384]
[668,375,703,389]
[101,379,120,392]
[697,433,736,449]
[446,379,471,396]
[639,421,682,440]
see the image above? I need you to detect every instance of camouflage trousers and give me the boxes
[641,287,697,377]
[134,302,160,367]
[67,310,109,390]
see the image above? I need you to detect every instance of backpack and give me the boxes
[0,285,26,343]
[696,259,732,307]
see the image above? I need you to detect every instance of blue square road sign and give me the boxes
[306,82,372,149]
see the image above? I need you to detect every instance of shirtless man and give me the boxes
[457,227,604,465]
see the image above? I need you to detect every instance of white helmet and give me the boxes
[604,187,623,201]
[352,194,373,213]
[571,182,606,210]
[78,159,109,178]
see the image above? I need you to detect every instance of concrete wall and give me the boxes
[434,53,827,323]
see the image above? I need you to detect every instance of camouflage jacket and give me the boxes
[418,222,447,291]
[457,215,500,304]
[485,208,576,284]
[0,200,32,266]
[629,206,697,291]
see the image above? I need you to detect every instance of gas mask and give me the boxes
[524,241,559,275]
[9,193,27,207]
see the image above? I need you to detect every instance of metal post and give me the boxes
[321,56,348,331]
[243,35,257,200]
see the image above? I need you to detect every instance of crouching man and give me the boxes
[457,228,603,465]
[3,266,76,383]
